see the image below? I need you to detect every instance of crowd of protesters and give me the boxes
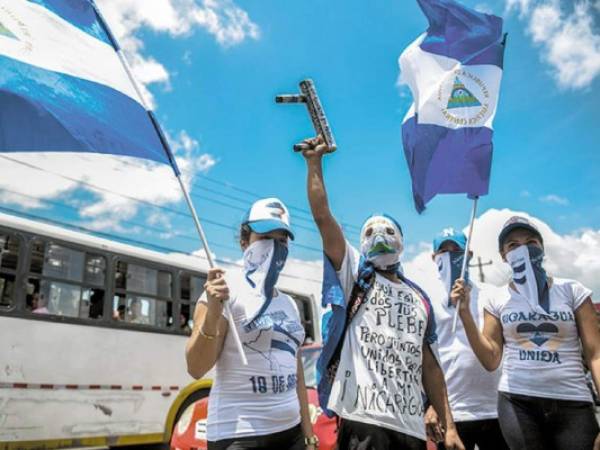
[185,136,600,450]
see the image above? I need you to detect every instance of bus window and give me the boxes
[0,233,19,309]
[287,293,315,343]
[180,302,195,335]
[113,260,174,330]
[180,272,205,335]
[120,297,172,327]
[42,244,85,282]
[27,241,105,319]
[84,255,106,286]
[180,272,206,302]
[39,280,81,317]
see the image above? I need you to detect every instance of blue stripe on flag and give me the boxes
[0,56,169,164]
[402,114,493,212]
[417,0,504,68]
[28,0,113,47]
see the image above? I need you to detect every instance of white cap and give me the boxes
[243,197,294,240]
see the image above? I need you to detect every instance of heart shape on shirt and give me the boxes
[516,322,559,347]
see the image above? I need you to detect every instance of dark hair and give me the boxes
[239,223,252,248]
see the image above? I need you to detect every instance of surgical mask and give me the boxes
[242,239,288,326]
[360,216,403,271]
[506,244,550,315]
[435,251,467,306]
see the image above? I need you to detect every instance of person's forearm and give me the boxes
[185,307,225,379]
[422,360,456,432]
[589,354,600,398]
[306,157,333,225]
[459,308,501,371]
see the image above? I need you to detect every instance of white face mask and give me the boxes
[360,216,404,270]
[242,239,288,328]
[505,244,549,315]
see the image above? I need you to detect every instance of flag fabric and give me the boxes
[0,0,173,167]
[399,0,505,213]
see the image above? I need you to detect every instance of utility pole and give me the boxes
[469,256,493,283]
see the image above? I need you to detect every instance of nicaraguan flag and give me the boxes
[399,0,506,213]
[0,0,174,168]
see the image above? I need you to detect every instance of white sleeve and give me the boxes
[336,241,360,305]
[483,287,505,319]
[569,280,593,311]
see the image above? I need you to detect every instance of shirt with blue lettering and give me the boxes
[485,277,592,402]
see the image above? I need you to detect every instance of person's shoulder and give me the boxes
[551,277,592,306]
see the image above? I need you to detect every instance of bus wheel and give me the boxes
[170,388,210,450]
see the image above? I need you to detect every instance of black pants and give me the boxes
[436,418,508,450]
[338,418,426,450]
[207,424,304,450]
[497,392,599,450]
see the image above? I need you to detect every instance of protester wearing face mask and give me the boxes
[424,229,508,450]
[300,136,464,450]
[185,198,318,450]
[453,216,600,450]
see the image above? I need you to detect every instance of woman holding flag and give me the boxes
[185,198,318,450]
[452,216,600,450]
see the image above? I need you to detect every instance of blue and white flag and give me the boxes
[399,0,506,213]
[0,0,174,168]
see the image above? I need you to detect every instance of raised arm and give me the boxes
[452,279,504,371]
[185,268,229,379]
[422,344,464,450]
[300,136,346,269]
[576,298,600,450]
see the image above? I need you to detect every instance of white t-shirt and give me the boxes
[428,277,504,422]
[327,244,436,441]
[485,277,593,402]
[199,278,305,441]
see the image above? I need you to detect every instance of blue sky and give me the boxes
[2,0,600,267]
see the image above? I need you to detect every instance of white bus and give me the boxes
[0,212,321,449]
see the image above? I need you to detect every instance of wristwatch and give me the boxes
[305,435,319,447]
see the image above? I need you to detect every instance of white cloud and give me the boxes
[0,131,215,232]
[403,208,600,300]
[95,0,260,106]
[507,0,600,89]
[539,193,569,205]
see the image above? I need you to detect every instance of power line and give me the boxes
[0,204,322,284]
[0,155,328,252]
[0,185,324,256]
[113,154,360,236]
[197,173,363,232]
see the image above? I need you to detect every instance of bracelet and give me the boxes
[305,435,319,447]
[199,327,218,340]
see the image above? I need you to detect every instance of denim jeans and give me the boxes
[497,391,599,450]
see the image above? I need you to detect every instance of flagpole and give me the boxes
[91,2,247,365]
[452,196,479,333]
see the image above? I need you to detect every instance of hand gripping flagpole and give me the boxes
[91,2,247,365]
[452,196,479,333]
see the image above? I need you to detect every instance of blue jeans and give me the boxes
[497,391,599,450]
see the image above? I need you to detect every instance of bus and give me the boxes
[0,211,322,449]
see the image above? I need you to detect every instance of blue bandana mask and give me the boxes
[435,251,468,306]
[242,239,288,328]
[506,244,550,314]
